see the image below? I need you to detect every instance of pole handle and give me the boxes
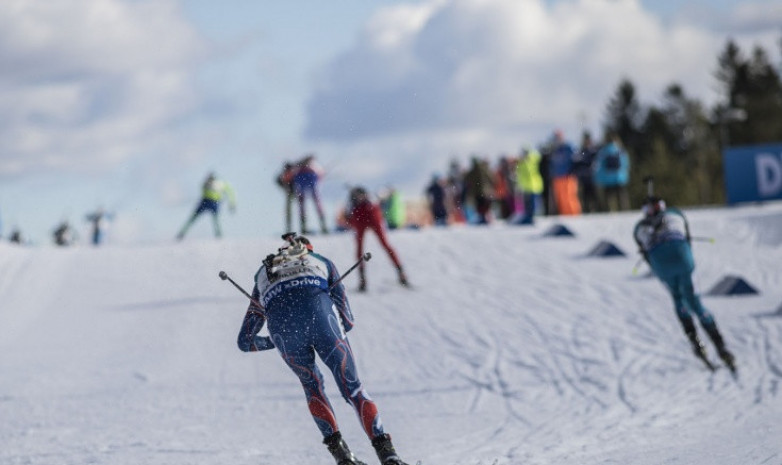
[328,252,372,291]
[219,270,265,310]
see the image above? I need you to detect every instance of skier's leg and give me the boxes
[311,187,329,234]
[355,227,368,291]
[370,223,407,285]
[280,347,341,438]
[314,330,385,440]
[285,190,294,233]
[292,353,369,464]
[680,274,715,328]
[665,275,703,353]
[297,187,308,234]
[178,216,195,239]
[681,274,733,362]
[211,211,222,238]
[177,207,201,240]
[371,223,402,268]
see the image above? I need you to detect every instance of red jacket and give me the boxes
[347,200,383,229]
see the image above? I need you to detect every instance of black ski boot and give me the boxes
[358,268,367,292]
[687,331,715,371]
[324,432,367,465]
[371,433,409,465]
[687,331,706,357]
[719,348,736,372]
[704,325,736,371]
[396,266,409,287]
[319,215,329,235]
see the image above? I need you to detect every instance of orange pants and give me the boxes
[552,176,582,215]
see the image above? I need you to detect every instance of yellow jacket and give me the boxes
[516,149,544,194]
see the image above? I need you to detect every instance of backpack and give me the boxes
[603,152,622,171]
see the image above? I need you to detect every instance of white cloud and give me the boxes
[303,0,780,198]
[677,0,782,36]
[304,0,740,142]
[730,2,782,32]
[0,0,207,177]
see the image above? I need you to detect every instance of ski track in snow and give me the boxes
[1,204,782,464]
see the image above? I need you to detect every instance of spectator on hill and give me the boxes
[594,131,631,212]
[9,227,23,244]
[573,131,600,213]
[293,154,329,235]
[462,156,495,224]
[380,187,406,230]
[538,145,553,216]
[425,174,448,226]
[53,220,77,246]
[548,130,582,216]
[276,161,297,233]
[445,159,466,223]
[85,207,113,246]
[494,156,517,220]
[514,146,544,225]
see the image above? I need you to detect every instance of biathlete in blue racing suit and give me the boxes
[633,198,735,371]
[237,234,409,465]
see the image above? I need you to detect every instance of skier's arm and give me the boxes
[325,258,355,333]
[632,221,650,263]
[668,208,691,243]
[236,286,275,352]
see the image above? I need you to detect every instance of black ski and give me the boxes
[690,344,717,372]
[695,351,717,372]
[719,352,738,376]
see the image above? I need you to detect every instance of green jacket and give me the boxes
[384,191,406,228]
[516,150,544,194]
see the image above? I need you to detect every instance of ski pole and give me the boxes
[631,256,645,275]
[219,271,274,352]
[643,175,655,197]
[218,270,265,311]
[329,252,372,291]
[690,236,715,243]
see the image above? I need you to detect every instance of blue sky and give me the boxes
[0,0,780,245]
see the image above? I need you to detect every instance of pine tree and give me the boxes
[659,85,722,204]
[604,79,644,159]
[744,46,782,143]
[714,40,782,146]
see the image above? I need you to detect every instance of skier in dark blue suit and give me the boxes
[237,234,408,465]
[633,197,735,371]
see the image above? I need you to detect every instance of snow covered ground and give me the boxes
[2,203,782,465]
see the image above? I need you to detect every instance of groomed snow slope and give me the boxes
[1,203,781,465]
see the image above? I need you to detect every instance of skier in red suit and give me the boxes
[345,187,409,292]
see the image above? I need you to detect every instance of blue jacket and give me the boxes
[593,142,630,187]
[549,142,575,179]
[237,251,354,352]
[633,208,694,279]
